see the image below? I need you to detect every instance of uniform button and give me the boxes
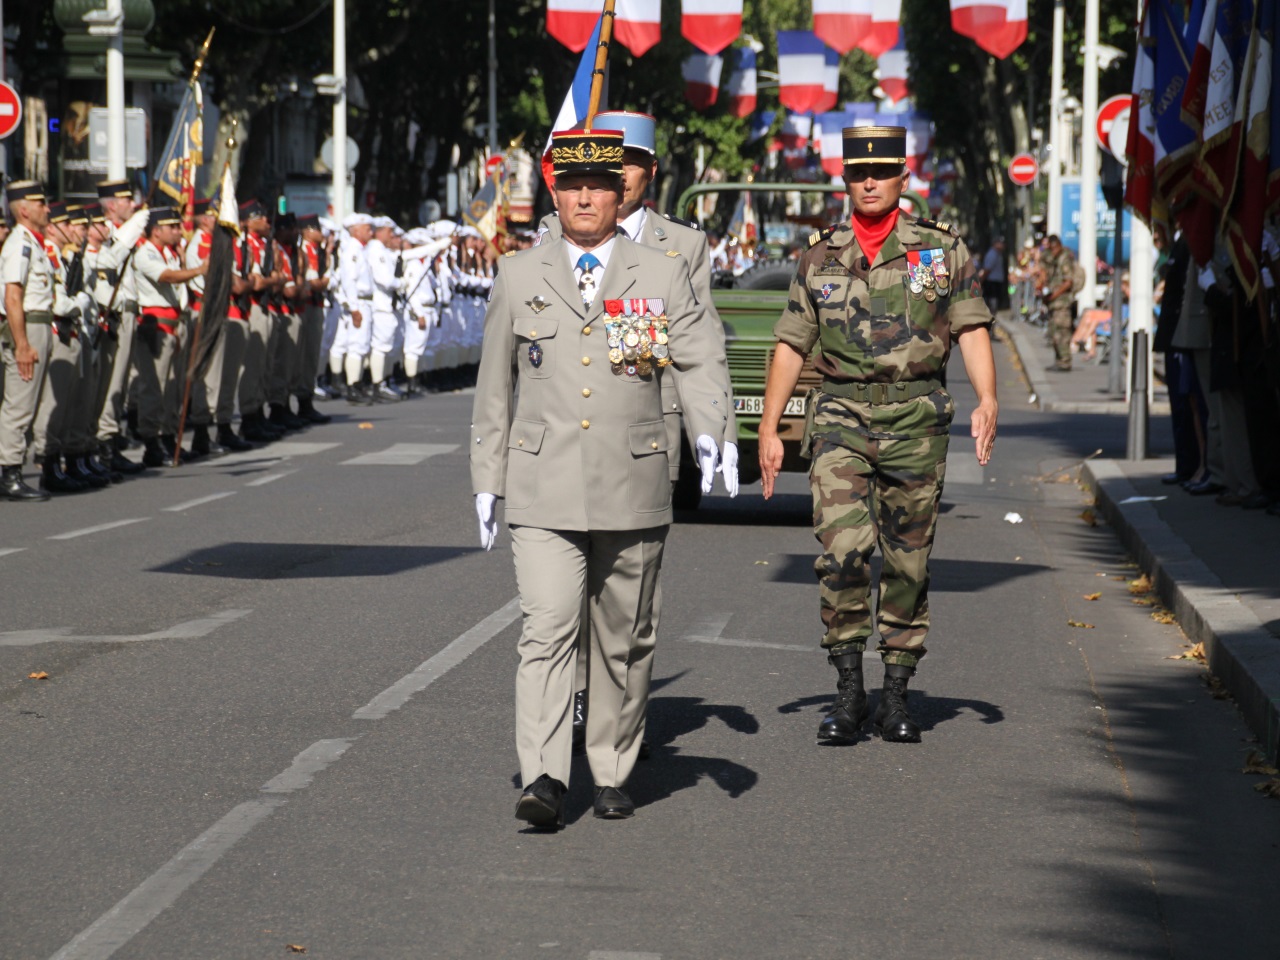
[530,329,537,337]
[581,419,591,429]
[581,356,591,366]
[517,439,524,447]
[650,441,659,450]
[582,388,591,398]
[582,325,592,335]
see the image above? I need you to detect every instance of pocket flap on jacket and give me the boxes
[513,317,558,340]
[508,419,546,453]
[628,420,669,456]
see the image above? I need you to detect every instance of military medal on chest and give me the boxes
[603,298,672,378]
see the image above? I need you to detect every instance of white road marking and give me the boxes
[0,609,251,648]
[213,441,340,467]
[680,613,809,652]
[354,596,522,720]
[0,547,26,559]
[162,491,236,512]
[341,442,459,466]
[244,470,296,487]
[48,739,355,960]
[587,953,662,960]
[48,518,149,541]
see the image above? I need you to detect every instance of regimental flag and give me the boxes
[1225,0,1273,298]
[725,47,758,117]
[683,52,724,110]
[817,111,851,176]
[464,165,508,254]
[681,0,742,55]
[615,0,661,57]
[777,31,831,114]
[859,0,902,58]
[542,13,608,189]
[727,189,756,242]
[812,0,871,55]
[547,0,600,52]
[188,162,239,385]
[1185,0,1255,208]
[154,81,203,210]
[1270,1,1280,216]
[1152,0,1205,213]
[950,0,1027,59]
[877,29,909,104]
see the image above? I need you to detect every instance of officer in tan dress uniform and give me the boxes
[471,129,733,828]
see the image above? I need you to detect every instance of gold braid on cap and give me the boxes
[551,142,624,165]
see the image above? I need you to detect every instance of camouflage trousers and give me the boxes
[810,434,948,669]
[1050,306,1074,368]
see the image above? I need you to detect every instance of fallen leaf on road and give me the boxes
[1131,596,1157,607]
[1204,675,1230,700]
[1243,751,1280,776]
[754,560,769,565]
[358,422,374,429]
[1080,509,1098,527]
[1253,779,1280,799]
[1111,575,1127,581]
[1166,642,1205,662]
[1096,572,1108,577]
[28,672,49,680]
[1083,592,1101,601]
[286,946,307,954]
[1128,574,1153,595]
[1067,620,1095,629]
[1151,608,1176,624]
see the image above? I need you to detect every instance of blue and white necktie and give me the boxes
[576,252,601,308]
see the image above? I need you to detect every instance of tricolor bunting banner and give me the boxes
[777,31,832,114]
[877,29,909,104]
[812,0,872,55]
[725,47,758,117]
[546,0,600,52]
[683,52,724,110]
[950,0,1027,59]
[859,0,902,58]
[615,0,661,57]
[681,0,743,55]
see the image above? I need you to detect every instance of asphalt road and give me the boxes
[2,339,1277,960]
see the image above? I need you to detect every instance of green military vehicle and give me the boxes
[667,181,928,509]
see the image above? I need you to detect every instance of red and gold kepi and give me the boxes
[842,125,907,165]
[549,129,625,179]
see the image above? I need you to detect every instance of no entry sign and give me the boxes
[0,82,21,141]
[1008,153,1038,186]
[1096,95,1133,155]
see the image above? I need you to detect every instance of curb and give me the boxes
[997,318,1171,415]
[1083,459,1280,760]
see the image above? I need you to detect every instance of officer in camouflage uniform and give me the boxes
[1042,234,1076,371]
[758,126,999,744]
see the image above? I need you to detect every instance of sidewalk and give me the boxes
[998,314,1280,760]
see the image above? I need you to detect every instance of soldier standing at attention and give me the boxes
[1042,234,1077,372]
[471,129,732,827]
[758,126,998,745]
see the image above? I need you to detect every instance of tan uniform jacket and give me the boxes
[471,234,731,531]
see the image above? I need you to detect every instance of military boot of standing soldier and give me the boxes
[758,126,999,745]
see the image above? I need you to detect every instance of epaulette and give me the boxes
[666,249,681,257]
[504,250,516,257]
[807,224,839,249]
[661,212,700,231]
[913,216,961,239]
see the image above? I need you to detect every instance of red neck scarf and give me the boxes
[851,208,899,266]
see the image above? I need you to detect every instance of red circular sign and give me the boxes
[1096,94,1134,155]
[1008,153,1038,186]
[0,82,21,141]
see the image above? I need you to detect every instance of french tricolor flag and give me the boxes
[877,30,909,104]
[615,0,661,57]
[683,52,724,110]
[950,0,1027,60]
[541,14,606,189]
[858,0,901,58]
[681,0,742,56]
[724,47,757,118]
[816,111,851,176]
[818,45,841,113]
[812,0,872,55]
[546,0,601,52]
[777,31,831,114]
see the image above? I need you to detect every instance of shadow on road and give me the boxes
[149,542,479,578]
[776,690,1005,736]
[765,552,1050,591]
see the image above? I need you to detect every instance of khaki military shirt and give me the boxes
[774,212,991,442]
[0,224,56,313]
[1047,247,1076,311]
[135,239,188,311]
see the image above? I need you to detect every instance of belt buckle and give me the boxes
[869,383,886,404]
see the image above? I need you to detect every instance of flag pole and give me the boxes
[583,0,616,130]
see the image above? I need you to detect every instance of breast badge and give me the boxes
[603,299,671,378]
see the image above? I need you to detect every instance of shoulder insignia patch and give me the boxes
[914,217,961,239]
[807,224,839,249]
[662,212,700,231]
[666,249,681,257]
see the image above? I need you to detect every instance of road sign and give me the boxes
[0,82,22,141]
[1095,94,1133,155]
[1008,153,1038,186]
[1107,105,1132,163]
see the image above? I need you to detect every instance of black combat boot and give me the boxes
[572,689,587,755]
[296,394,331,425]
[874,664,923,743]
[86,451,123,484]
[104,441,146,475]
[240,412,276,443]
[816,651,869,744]
[141,437,168,468]
[217,423,254,452]
[191,425,227,458]
[2,465,50,501]
[346,382,372,406]
[41,456,88,493]
[67,455,108,488]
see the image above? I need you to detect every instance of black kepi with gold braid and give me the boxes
[549,129,625,178]
[842,125,907,164]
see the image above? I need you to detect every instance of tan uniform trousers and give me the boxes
[267,309,301,407]
[95,308,136,442]
[511,524,667,791]
[0,320,54,467]
[66,338,104,456]
[238,303,272,414]
[215,318,249,425]
[186,307,225,427]
[32,326,83,460]
[296,303,325,397]
[132,319,180,440]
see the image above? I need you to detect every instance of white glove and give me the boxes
[1197,264,1216,291]
[719,441,740,498]
[74,291,98,322]
[695,434,719,494]
[475,493,497,551]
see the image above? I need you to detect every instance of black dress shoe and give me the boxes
[346,383,373,406]
[515,774,566,830]
[1160,472,1190,485]
[1185,479,1226,496]
[191,425,227,458]
[141,438,168,468]
[86,453,123,483]
[67,456,108,488]
[1,465,50,501]
[593,786,635,820]
[572,689,587,755]
[296,396,331,425]
[217,424,255,451]
[41,458,88,493]
[107,446,146,475]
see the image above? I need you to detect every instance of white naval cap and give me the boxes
[457,225,482,240]
[318,216,336,235]
[372,215,396,230]
[342,213,373,229]
[426,219,458,240]
[405,228,430,244]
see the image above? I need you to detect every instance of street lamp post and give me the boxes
[1078,0,1100,313]
[1046,0,1065,236]
[332,0,347,221]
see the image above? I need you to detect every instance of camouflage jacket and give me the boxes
[1046,246,1076,308]
[774,212,992,442]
